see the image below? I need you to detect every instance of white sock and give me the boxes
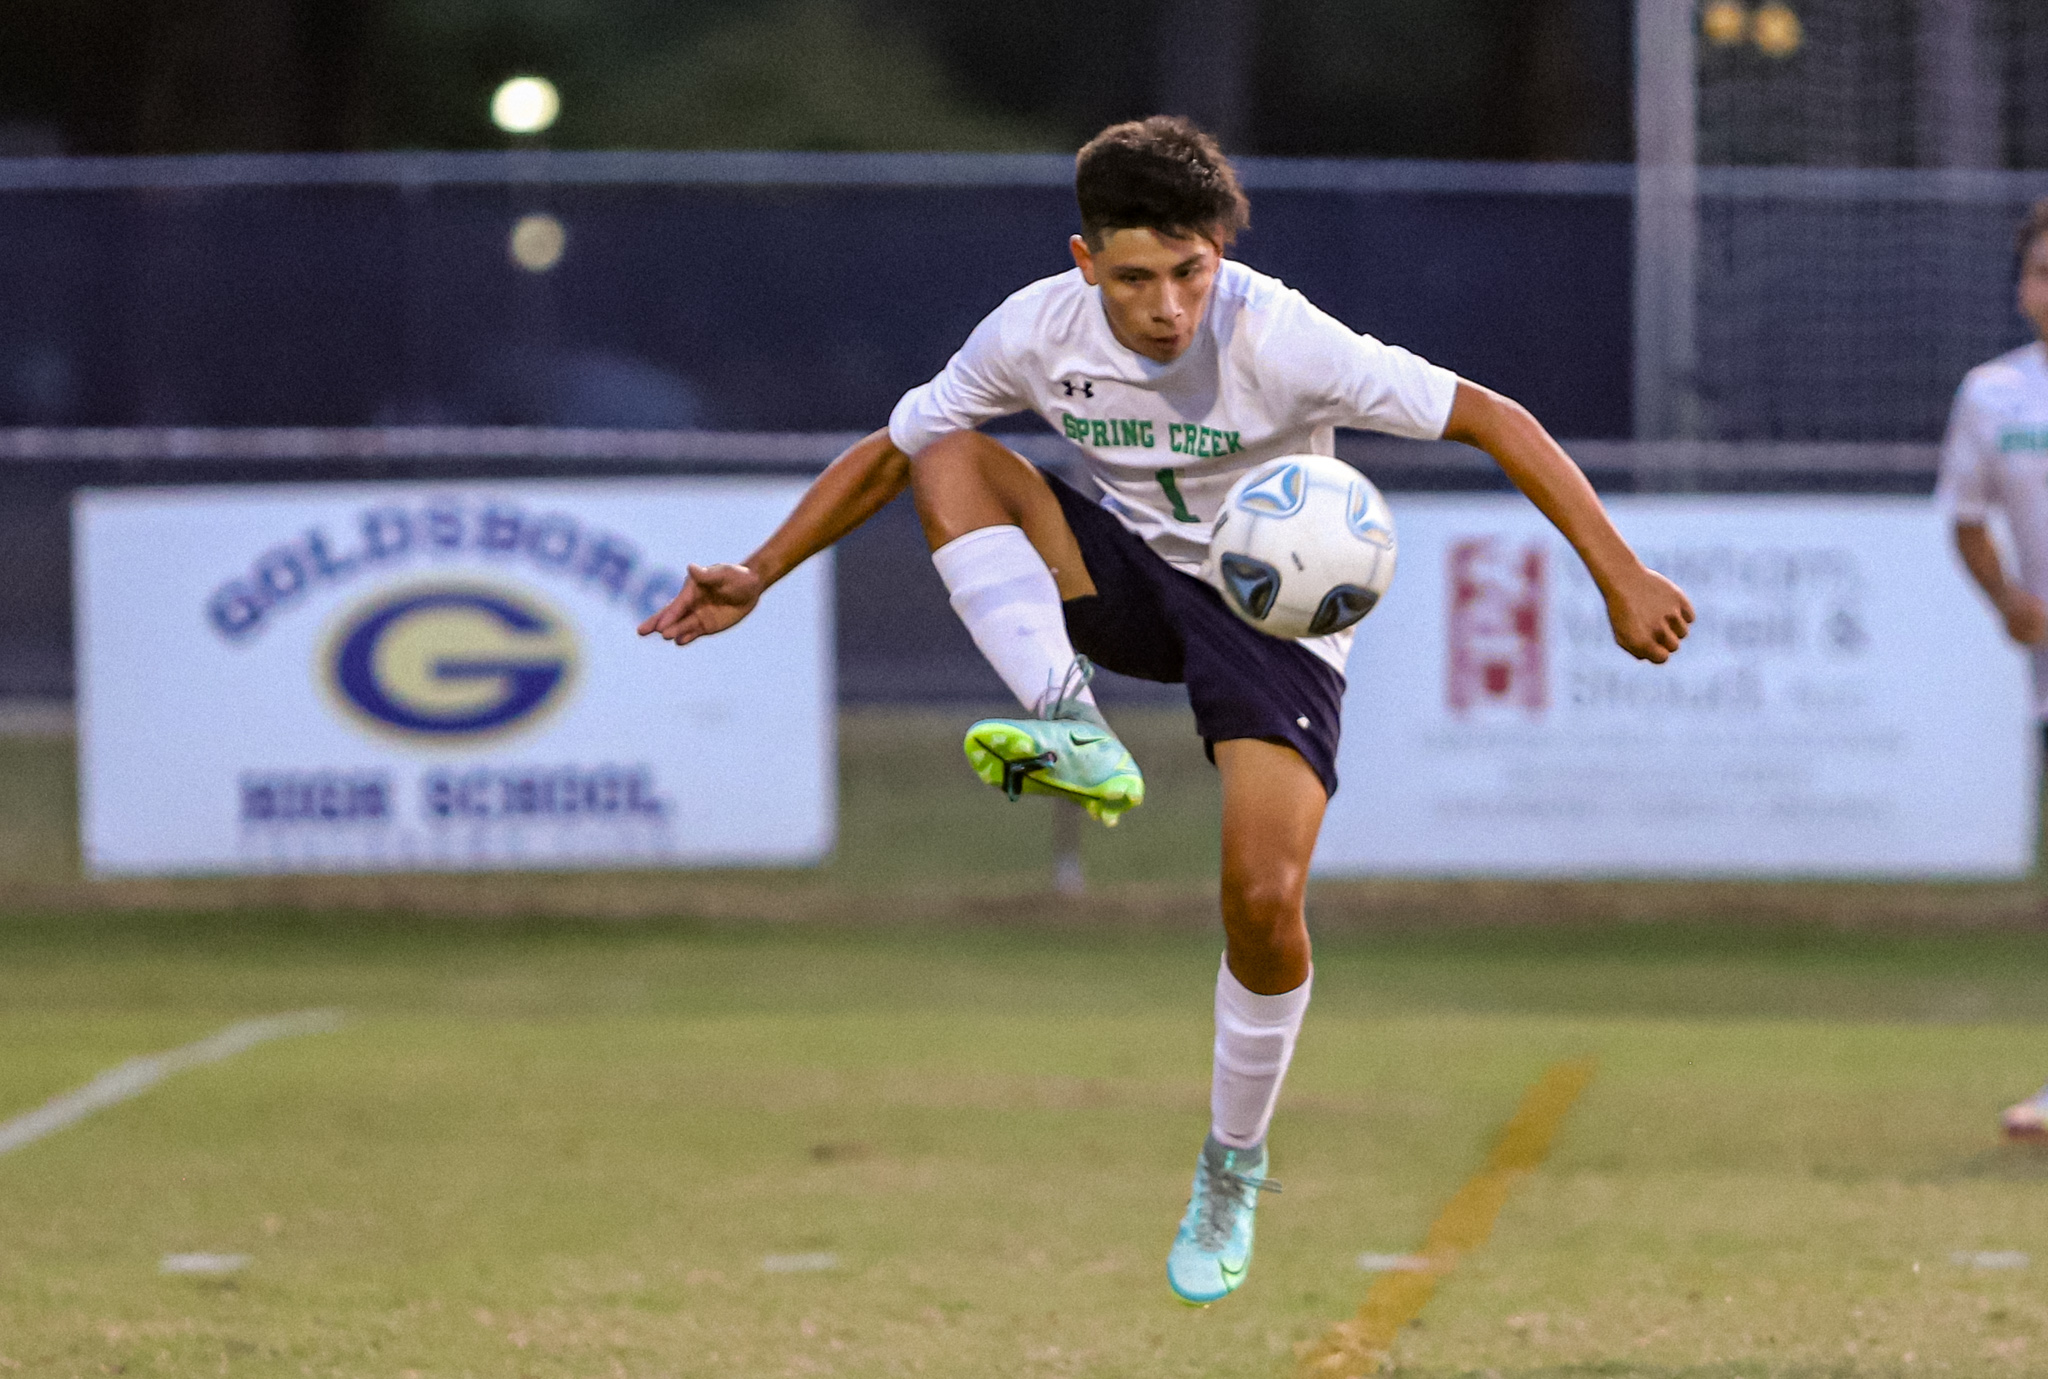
[931,525,1096,715]
[1210,956,1312,1150]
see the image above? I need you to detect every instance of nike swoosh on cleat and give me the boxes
[1068,734,1105,746]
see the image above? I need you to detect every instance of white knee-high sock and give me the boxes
[931,525,1096,715]
[1210,956,1312,1149]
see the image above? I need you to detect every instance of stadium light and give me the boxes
[509,213,566,272]
[1751,3,1802,58]
[491,76,560,135]
[1700,1,1748,46]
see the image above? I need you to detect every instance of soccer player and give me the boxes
[640,117,1693,1302]
[1937,199,2048,1141]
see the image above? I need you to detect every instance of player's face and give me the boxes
[1069,227,1221,363]
[2021,235,2048,342]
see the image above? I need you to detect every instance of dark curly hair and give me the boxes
[1075,115,1251,250]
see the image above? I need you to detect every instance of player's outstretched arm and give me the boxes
[1955,521,2048,644]
[637,428,910,646]
[1442,381,1694,663]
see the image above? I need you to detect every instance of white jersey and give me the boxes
[1937,340,2048,714]
[889,260,1459,672]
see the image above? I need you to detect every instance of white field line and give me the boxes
[161,1253,252,1276]
[0,1010,344,1157]
[761,1253,839,1273]
[1954,1250,2030,1270]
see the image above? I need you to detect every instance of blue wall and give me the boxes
[0,155,1635,437]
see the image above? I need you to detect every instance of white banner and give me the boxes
[74,478,832,876]
[1316,496,2035,877]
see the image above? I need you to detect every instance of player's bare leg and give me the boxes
[1214,738,1323,992]
[1169,737,1323,1302]
[910,430,1096,600]
[911,431,1143,823]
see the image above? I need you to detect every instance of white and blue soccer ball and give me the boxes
[1200,454,1397,640]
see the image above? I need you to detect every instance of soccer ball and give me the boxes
[1200,454,1397,640]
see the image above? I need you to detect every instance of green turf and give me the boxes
[8,711,2048,1376]
[7,915,2048,1377]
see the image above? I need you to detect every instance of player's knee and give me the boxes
[910,432,1024,524]
[1222,868,1306,935]
[913,430,977,464]
[911,429,1008,483]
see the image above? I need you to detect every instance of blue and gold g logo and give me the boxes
[326,583,576,739]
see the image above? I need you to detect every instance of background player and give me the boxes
[1938,199,2048,1140]
[640,116,1693,1302]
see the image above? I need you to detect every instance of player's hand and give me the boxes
[636,563,764,646]
[2000,589,2048,646]
[1603,564,1695,664]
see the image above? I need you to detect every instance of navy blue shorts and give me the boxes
[1046,471,1348,797]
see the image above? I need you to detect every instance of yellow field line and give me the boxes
[1296,1058,1598,1379]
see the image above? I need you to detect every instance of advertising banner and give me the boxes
[1316,496,2034,877]
[75,478,831,876]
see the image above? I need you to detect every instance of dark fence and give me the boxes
[0,152,1634,438]
[0,151,2011,702]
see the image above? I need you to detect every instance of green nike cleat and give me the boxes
[963,658,1145,826]
[1167,1135,1280,1305]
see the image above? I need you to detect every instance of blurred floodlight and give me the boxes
[1700,1,1748,46]
[491,76,560,135]
[509,213,567,272]
[1751,3,1802,58]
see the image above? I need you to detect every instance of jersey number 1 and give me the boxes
[1153,469,1199,523]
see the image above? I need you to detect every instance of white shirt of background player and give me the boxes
[1939,227,2048,717]
[889,260,1459,674]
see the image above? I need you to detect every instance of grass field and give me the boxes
[8,711,2048,1377]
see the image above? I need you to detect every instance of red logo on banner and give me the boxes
[1448,538,1547,717]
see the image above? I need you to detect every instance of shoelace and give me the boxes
[1193,1162,1282,1250]
[991,656,1102,802]
[1037,655,1097,721]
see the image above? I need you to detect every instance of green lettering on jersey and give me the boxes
[1063,413,1157,448]
[2000,427,2048,452]
[1153,469,1199,523]
[1167,423,1242,457]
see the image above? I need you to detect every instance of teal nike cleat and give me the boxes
[1167,1134,1280,1305]
[963,658,1144,826]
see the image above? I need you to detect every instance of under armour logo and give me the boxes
[1062,379,1094,398]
